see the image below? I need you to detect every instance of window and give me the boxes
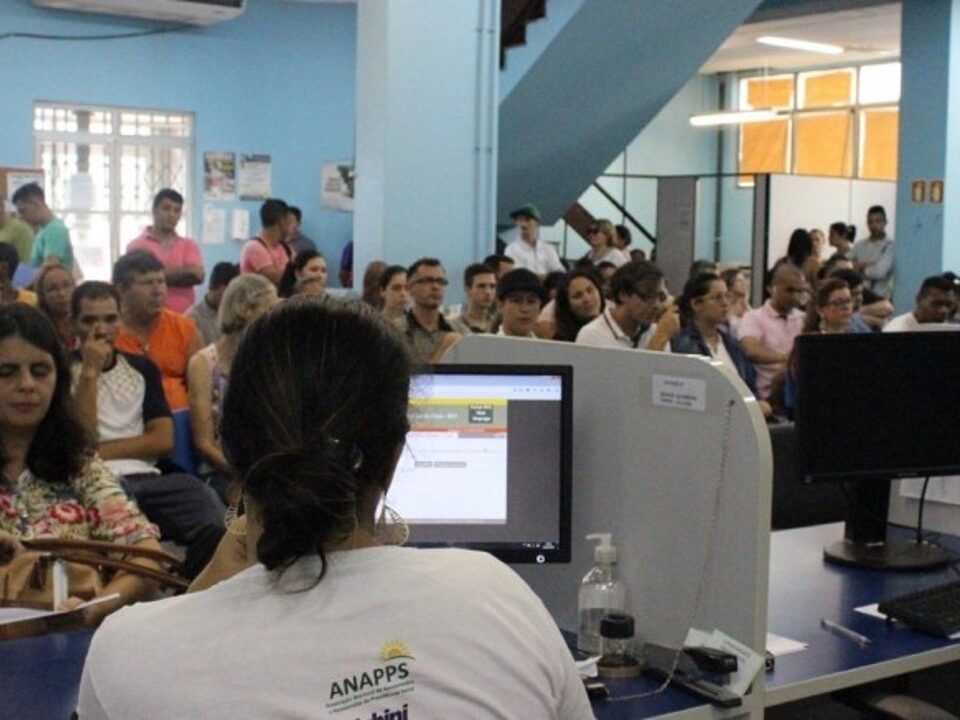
[737,63,899,185]
[34,103,194,280]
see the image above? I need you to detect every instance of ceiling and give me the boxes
[701,1,900,74]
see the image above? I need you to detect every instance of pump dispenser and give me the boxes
[577,533,626,654]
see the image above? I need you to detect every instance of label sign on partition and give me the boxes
[652,374,706,412]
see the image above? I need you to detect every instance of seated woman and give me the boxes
[552,267,604,342]
[720,268,751,334]
[278,250,329,300]
[775,278,852,418]
[0,304,161,622]
[187,274,278,504]
[672,273,766,409]
[35,264,77,350]
[581,219,629,268]
[377,264,409,322]
[80,301,591,718]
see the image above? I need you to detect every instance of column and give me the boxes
[893,0,960,309]
[353,0,499,299]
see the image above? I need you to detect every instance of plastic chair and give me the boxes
[170,409,199,477]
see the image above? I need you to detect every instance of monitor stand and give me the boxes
[823,477,951,571]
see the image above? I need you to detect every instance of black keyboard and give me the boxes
[879,579,960,637]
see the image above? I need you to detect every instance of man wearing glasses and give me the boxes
[397,257,459,364]
[736,262,807,400]
[576,261,678,351]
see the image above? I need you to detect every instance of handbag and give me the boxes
[0,537,188,610]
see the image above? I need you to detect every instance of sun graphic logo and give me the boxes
[378,640,414,662]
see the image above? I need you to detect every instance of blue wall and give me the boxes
[569,74,727,261]
[0,0,356,284]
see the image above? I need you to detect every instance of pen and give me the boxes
[820,618,872,645]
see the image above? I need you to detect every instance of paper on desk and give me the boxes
[856,603,960,639]
[684,628,765,697]
[575,656,600,678]
[0,593,120,626]
[765,632,808,656]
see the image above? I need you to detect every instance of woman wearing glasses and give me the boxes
[672,272,762,402]
[581,219,629,268]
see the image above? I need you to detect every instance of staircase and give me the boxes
[497,0,765,226]
[500,0,546,68]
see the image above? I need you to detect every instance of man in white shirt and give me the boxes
[576,260,678,350]
[884,274,958,332]
[504,204,565,278]
[495,268,545,338]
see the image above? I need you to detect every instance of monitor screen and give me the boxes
[388,364,573,563]
[796,331,960,482]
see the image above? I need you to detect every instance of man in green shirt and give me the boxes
[12,182,75,271]
[0,201,34,264]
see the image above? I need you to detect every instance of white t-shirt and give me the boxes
[575,306,657,349]
[79,547,593,720]
[504,237,566,276]
[883,312,921,332]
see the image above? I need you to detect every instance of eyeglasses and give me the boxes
[413,277,449,286]
[638,290,669,303]
[700,292,731,303]
[824,299,854,308]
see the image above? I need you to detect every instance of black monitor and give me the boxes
[795,331,960,570]
[388,364,573,564]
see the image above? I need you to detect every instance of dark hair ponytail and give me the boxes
[221,300,411,577]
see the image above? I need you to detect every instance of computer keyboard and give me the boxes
[879,579,960,637]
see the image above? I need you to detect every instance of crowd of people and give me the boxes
[0,188,957,605]
[0,182,957,715]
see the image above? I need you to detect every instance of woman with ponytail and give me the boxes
[79,300,592,719]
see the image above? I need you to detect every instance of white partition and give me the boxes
[444,336,772,675]
[767,175,896,268]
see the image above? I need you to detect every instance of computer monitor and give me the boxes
[388,364,573,564]
[795,331,960,569]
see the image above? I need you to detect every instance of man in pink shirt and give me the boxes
[736,262,807,400]
[127,189,204,314]
[239,198,292,287]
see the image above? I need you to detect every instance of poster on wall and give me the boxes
[6,171,44,198]
[321,162,355,212]
[239,153,272,200]
[203,152,236,201]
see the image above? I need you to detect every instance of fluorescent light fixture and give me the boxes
[689,109,779,127]
[756,35,844,55]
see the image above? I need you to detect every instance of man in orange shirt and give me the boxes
[114,250,201,410]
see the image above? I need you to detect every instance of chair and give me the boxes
[170,408,200,477]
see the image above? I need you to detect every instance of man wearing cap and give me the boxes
[504,204,565,279]
[496,268,545,338]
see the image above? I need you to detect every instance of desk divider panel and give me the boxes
[444,337,772,671]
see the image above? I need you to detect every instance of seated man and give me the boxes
[449,263,497,335]
[71,281,225,579]
[187,261,239,345]
[396,258,459,364]
[496,268,545,338]
[736,262,806,400]
[576,260,678,351]
[113,250,202,410]
[884,274,959,332]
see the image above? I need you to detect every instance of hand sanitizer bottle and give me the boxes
[577,533,626,655]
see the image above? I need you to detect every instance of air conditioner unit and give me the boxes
[32,0,246,26]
